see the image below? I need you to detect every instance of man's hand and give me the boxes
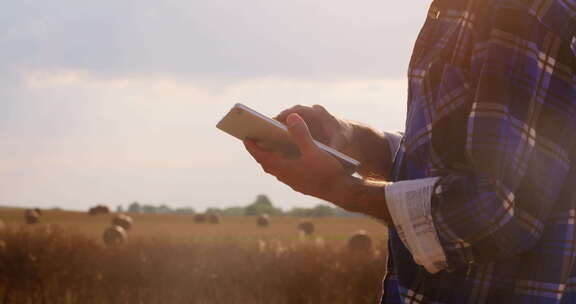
[244,113,346,202]
[275,104,393,180]
[275,104,353,151]
[244,112,393,223]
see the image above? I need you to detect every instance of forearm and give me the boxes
[325,175,392,224]
[340,122,393,180]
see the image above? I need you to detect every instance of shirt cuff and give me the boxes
[385,177,448,274]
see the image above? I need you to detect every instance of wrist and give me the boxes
[321,174,356,207]
[342,124,392,180]
[328,175,393,224]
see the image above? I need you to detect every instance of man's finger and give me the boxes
[312,104,329,115]
[244,139,287,175]
[286,113,317,155]
[244,139,273,163]
[275,105,311,123]
[329,134,349,151]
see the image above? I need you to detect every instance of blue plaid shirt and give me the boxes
[383,0,576,302]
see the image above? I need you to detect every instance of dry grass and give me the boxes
[0,208,388,304]
[0,208,388,247]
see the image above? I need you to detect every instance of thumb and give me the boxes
[286,113,317,155]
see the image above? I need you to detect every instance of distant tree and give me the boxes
[128,202,141,213]
[286,205,335,217]
[221,206,244,216]
[286,207,312,217]
[156,205,172,214]
[255,194,272,206]
[205,208,222,215]
[333,207,364,217]
[174,207,195,214]
[141,205,157,213]
[116,205,124,213]
[245,194,282,216]
[309,205,335,217]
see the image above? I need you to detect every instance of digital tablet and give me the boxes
[216,103,360,174]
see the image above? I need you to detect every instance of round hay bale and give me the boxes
[34,208,42,216]
[314,237,326,249]
[103,226,127,247]
[347,230,373,252]
[111,214,133,231]
[297,221,315,236]
[194,213,207,223]
[88,205,110,216]
[24,209,40,225]
[207,213,221,224]
[257,214,270,227]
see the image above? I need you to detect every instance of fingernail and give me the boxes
[286,114,301,127]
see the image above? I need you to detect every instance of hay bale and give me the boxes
[297,221,315,236]
[111,214,133,231]
[207,213,221,224]
[314,237,326,249]
[347,230,373,252]
[102,226,127,247]
[257,214,270,227]
[194,213,207,223]
[24,209,40,225]
[88,205,110,216]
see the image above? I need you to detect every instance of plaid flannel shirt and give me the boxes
[382,0,576,303]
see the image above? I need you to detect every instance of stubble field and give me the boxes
[0,207,389,304]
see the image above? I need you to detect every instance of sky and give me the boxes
[0,1,428,211]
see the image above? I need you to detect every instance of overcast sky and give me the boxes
[0,1,428,211]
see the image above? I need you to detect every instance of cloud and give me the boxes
[0,0,427,80]
[0,1,423,210]
[0,70,406,210]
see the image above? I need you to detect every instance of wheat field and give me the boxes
[0,207,389,304]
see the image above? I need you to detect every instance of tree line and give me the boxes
[119,194,361,217]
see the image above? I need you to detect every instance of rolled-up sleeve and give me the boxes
[385,177,447,274]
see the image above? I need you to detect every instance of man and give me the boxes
[244,0,576,302]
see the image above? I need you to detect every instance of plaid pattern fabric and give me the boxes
[383,0,576,303]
